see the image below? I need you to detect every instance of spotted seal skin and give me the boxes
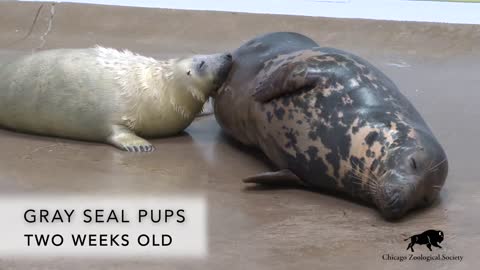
[214,32,448,220]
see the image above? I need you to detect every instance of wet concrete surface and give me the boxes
[0,2,479,269]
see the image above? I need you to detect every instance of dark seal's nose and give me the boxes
[224,53,232,60]
[377,178,414,220]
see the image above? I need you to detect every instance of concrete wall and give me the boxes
[21,0,480,24]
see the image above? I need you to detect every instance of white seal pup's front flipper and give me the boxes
[108,125,154,152]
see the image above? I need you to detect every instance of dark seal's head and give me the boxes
[375,128,448,220]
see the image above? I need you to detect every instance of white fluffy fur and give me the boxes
[0,46,219,151]
[95,46,205,135]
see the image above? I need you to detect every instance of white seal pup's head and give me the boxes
[173,53,233,101]
[149,52,232,122]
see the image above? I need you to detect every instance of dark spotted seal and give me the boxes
[214,32,448,220]
[405,230,444,252]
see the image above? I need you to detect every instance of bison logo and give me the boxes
[405,230,444,252]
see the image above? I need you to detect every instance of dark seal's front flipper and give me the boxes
[243,169,305,186]
[253,60,322,103]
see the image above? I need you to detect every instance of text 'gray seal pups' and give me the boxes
[0,47,232,152]
[214,32,448,220]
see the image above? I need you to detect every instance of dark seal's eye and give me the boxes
[410,157,417,170]
[187,70,191,76]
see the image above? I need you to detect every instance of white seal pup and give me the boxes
[0,47,232,152]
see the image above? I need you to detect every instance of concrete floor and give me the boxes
[0,2,479,269]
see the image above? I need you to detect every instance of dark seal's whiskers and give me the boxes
[344,163,380,198]
[428,158,447,173]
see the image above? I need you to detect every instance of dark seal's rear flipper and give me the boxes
[243,169,305,186]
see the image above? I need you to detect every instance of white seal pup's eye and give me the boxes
[199,61,205,69]
[187,70,191,76]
